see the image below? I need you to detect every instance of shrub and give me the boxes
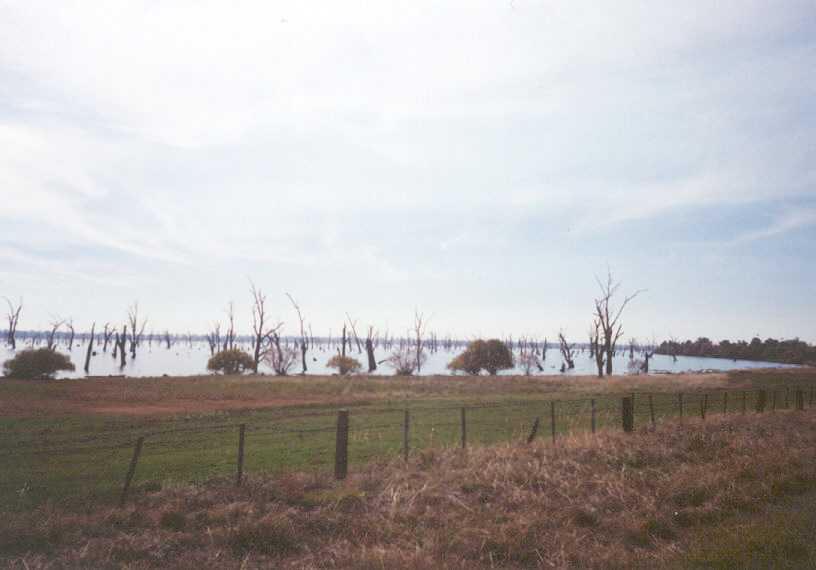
[2,348,75,379]
[207,348,255,375]
[387,345,427,376]
[327,355,362,375]
[448,339,514,376]
[263,346,299,376]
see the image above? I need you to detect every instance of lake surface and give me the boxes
[0,340,798,379]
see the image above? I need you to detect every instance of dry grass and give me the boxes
[1,367,811,417]
[2,410,816,569]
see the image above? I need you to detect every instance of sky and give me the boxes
[1,1,815,343]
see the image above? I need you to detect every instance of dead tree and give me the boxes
[4,297,22,350]
[558,330,575,370]
[629,338,637,360]
[642,339,656,373]
[206,322,222,355]
[365,326,377,373]
[66,319,75,349]
[46,318,65,351]
[117,324,127,368]
[593,270,644,376]
[413,310,428,374]
[223,302,237,351]
[286,293,308,374]
[345,314,363,354]
[84,322,95,374]
[250,283,283,373]
[591,320,605,377]
[127,303,148,359]
[102,323,113,352]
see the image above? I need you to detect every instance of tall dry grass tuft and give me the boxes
[3,412,816,568]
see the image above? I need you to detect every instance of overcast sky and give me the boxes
[1,1,815,342]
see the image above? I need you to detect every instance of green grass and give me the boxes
[1,371,815,511]
[678,491,816,569]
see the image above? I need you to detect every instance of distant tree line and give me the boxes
[657,337,816,366]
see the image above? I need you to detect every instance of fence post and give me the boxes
[679,393,684,422]
[700,394,707,420]
[756,390,767,413]
[550,401,556,444]
[403,410,410,461]
[236,424,246,487]
[648,394,655,426]
[742,391,746,414]
[723,392,728,415]
[460,407,467,449]
[796,390,804,411]
[335,410,349,480]
[119,436,144,508]
[590,399,596,434]
[526,417,540,444]
[771,390,777,412]
[622,397,634,433]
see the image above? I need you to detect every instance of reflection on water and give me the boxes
[0,341,798,379]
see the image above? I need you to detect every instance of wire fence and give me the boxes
[2,384,815,510]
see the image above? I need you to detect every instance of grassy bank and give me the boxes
[0,368,813,511]
[2,410,816,568]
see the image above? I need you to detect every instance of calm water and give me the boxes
[0,340,798,379]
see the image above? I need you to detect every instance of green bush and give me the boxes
[448,339,514,376]
[2,348,75,379]
[327,355,362,375]
[207,348,255,375]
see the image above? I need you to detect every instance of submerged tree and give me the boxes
[593,270,644,376]
[4,297,22,350]
[558,330,575,370]
[287,293,308,374]
[250,283,283,373]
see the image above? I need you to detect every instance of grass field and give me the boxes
[1,367,814,513]
[3,408,816,568]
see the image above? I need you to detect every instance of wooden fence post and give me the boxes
[701,394,708,420]
[403,410,410,461]
[771,391,777,412]
[119,436,144,508]
[550,401,556,444]
[648,394,655,426]
[460,407,467,449]
[756,390,767,413]
[723,392,728,415]
[796,390,804,411]
[590,399,596,434]
[741,391,746,414]
[622,397,634,433]
[236,424,246,487]
[335,410,349,480]
[679,393,684,422]
[526,417,540,444]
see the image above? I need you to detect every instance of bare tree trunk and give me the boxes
[594,269,644,376]
[365,326,377,373]
[66,319,75,349]
[4,297,22,350]
[118,324,128,368]
[84,323,95,374]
